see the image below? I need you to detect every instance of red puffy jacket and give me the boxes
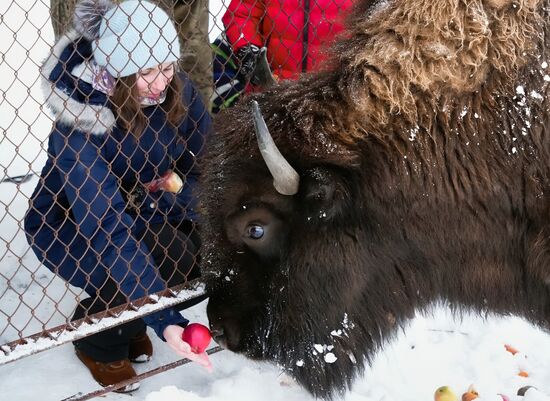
[222,0,353,81]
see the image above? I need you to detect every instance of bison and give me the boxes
[200,0,550,398]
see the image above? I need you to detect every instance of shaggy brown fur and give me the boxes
[201,0,550,398]
[339,0,544,121]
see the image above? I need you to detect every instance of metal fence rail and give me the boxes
[0,281,205,365]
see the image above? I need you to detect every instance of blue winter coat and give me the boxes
[24,30,212,339]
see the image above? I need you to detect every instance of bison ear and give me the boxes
[300,166,351,221]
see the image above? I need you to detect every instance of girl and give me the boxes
[24,0,211,392]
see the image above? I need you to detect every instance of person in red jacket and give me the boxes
[222,0,353,87]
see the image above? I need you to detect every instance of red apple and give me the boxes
[181,323,212,353]
[160,171,183,193]
[145,170,183,193]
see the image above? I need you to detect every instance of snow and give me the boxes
[2,1,550,401]
[2,302,550,401]
[516,86,525,96]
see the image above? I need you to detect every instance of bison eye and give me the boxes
[226,208,286,259]
[247,224,265,239]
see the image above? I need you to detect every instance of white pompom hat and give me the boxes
[74,0,180,77]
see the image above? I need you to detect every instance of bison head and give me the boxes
[200,88,419,398]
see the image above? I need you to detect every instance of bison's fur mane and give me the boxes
[202,0,550,398]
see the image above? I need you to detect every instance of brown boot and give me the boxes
[129,332,153,363]
[75,349,140,393]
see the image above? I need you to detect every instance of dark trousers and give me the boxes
[73,221,207,362]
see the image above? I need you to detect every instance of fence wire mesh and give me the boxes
[0,0,222,361]
[0,0,352,392]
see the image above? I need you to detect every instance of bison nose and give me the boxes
[207,300,243,351]
[210,325,225,341]
[209,319,243,351]
[209,324,228,349]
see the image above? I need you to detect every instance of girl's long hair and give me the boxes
[110,71,187,137]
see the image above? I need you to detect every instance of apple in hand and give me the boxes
[145,170,183,193]
[181,323,212,353]
[160,171,183,193]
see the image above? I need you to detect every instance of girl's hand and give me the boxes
[163,325,213,371]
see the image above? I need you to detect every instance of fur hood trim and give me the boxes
[41,29,115,136]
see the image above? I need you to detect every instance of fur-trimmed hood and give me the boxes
[41,30,115,135]
[41,0,117,135]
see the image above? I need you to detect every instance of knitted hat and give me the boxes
[74,0,180,77]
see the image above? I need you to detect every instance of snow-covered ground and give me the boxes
[1,299,550,401]
[2,1,550,401]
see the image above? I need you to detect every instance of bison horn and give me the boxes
[251,100,300,195]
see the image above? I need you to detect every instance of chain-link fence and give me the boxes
[0,0,352,396]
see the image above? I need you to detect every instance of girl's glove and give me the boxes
[236,44,261,83]
[163,325,213,371]
[237,45,277,87]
